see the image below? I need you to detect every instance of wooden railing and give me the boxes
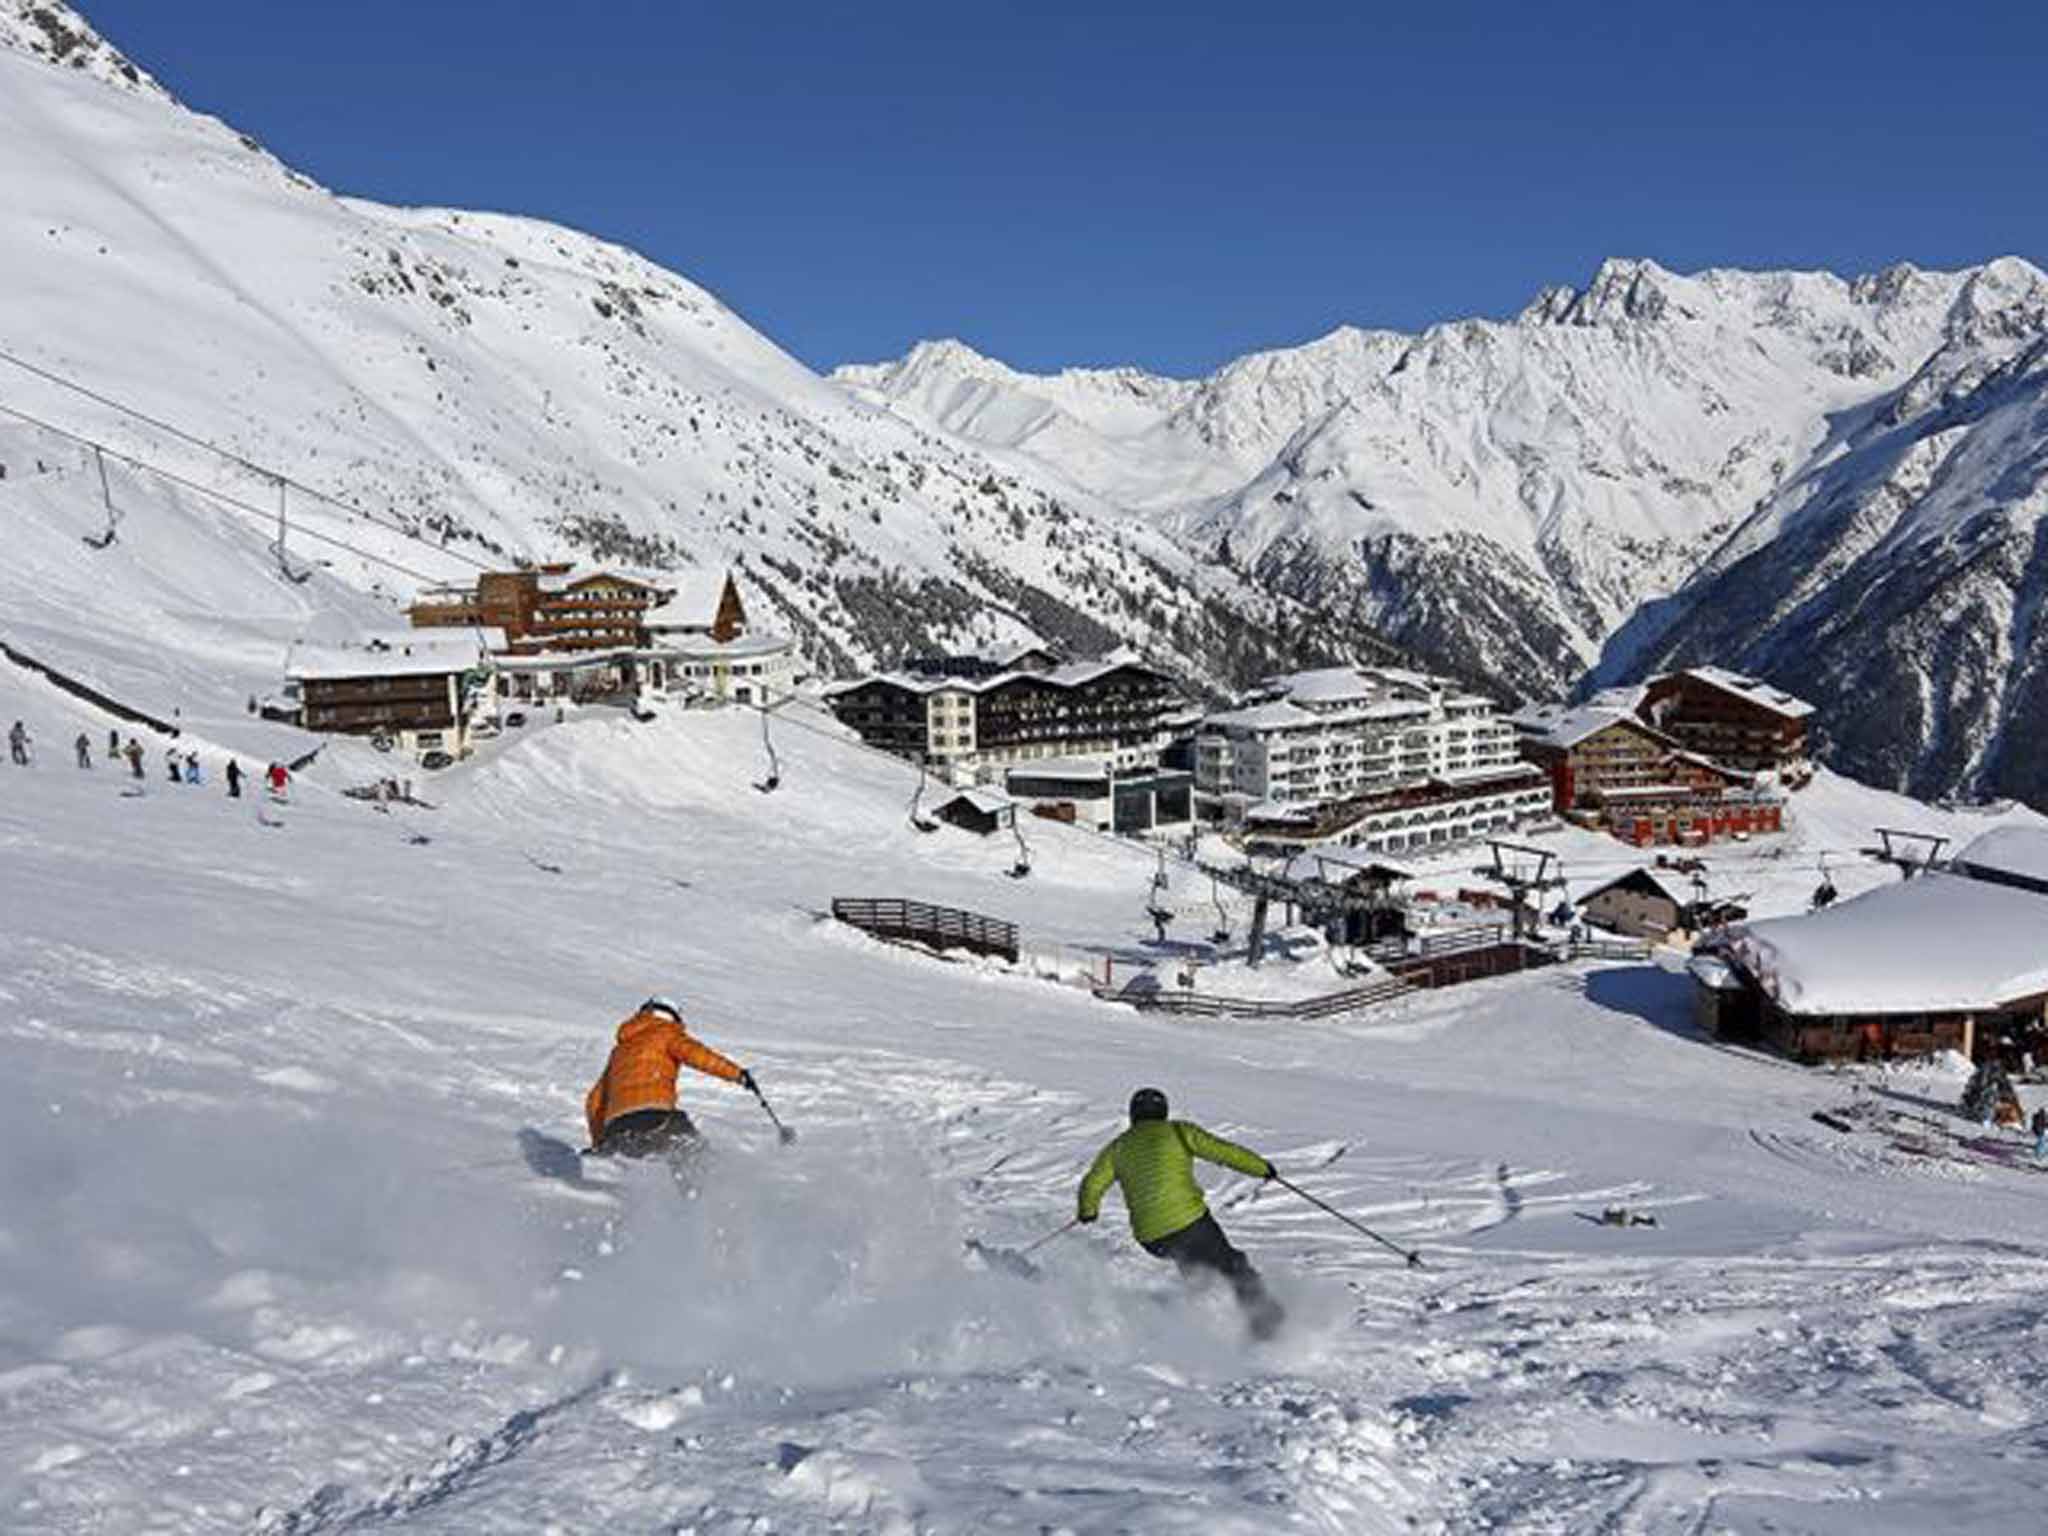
[1096,973,1416,1020]
[831,897,1020,963]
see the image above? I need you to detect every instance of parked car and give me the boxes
[419,750,454,771]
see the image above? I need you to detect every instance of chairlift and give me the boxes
[752,705,781,793]
[908,753,939,833]
[81,446,121,549]
[1209,874,1233,946]
[1810,853,1838,912]
[271,477,312,584]
[1143,848,1175,942]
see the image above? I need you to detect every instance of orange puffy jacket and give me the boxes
[585,1007,743,1144]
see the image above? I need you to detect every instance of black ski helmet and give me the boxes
[1129,1087,1169,1123]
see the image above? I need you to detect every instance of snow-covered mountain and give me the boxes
[843,261,2048,803]
[0,1,1393,703]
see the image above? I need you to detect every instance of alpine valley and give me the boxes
[6,1,2048,805]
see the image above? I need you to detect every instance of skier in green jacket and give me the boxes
[1078,1087,1284,1338]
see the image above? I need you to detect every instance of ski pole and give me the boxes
[1272,1173,1424,1268]
[749,1081,798,1145]
[1020,1216,1081,1256]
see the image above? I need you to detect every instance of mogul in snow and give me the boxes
[584,996,760,1158]
[1078,1088,1285,1339]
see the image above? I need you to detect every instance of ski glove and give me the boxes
[737,1069,758,1094]
[1260,1160,1278,1180]
[1076,1210,1098,1224]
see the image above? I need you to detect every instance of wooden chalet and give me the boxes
[1639,667,1813,780]
[1519,705,1782,847]
[931,789,1017,836]
[1693,828,2048,1064]
[1577,867,1690,939]
[285,629,500,757]
[409,565,673,654]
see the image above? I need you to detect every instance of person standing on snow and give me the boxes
[8,721,28,765]
[74,732,92,769]
[225,759,244,799]
[165,747,183,783]
[584,997,759,1157]
[183,751,203,786]
[1077,1088,1285,1338]
[265,761,290,799]
[2033,1105,2047,1163]
[107,727,120,760]
[123,737,144,779]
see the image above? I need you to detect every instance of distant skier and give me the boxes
[265,762,290,800]
[74,732,92,769]
[166,747,182,783]
[1077,1088,1285,1339]
[225,759,244,799]
[2033,1105,2047,1163]
[7,720,28,765]
[123,737,144,779]
[183,751,203,786]
[107,727,120,760]
[584,996,757,1158]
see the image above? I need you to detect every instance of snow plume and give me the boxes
[550,1125,1258,1386]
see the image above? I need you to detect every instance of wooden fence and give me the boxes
[1097,973,1416,1020]
[831,897,1020,963]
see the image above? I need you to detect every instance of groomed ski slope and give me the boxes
[5,667,2048,1535]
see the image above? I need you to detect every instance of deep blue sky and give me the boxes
[82,0,2048,377]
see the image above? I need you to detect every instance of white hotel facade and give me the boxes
[1193,667,1548,852]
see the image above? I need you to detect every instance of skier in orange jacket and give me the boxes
[585,997,756,1156]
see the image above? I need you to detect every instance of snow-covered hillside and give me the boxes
[845,263,2048,803]
[8,640,2048,1531]
[0,2,1391,698]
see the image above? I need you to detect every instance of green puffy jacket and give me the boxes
[1077,1119,1271,1244]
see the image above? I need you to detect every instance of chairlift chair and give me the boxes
[271,477,312,584]
[908,753,939,833]
[81,446,121,550]
[752,705,781,793]
[1209,874,1233,946]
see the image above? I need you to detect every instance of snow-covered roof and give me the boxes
[494,647,638,672]
[646,569,735,630]
[1524,705,1647,750]
[1668,666,1815,720]
[1204,698,1320,732]
[1579,867,1691,910]
[937,788,1013,816]
[1952,826,2048,893]
[834,657,1165,699]
[286,629,500,681]
[656,630,792,661]
[1723,871,2048,1015]
[1506,700,1569,733]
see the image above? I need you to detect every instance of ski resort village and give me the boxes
[5,4,2048,1533]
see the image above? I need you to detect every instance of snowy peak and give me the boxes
[0,0,160,96]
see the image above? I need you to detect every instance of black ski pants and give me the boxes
[1142,1212,1270,1311]
[593,1108,699,1159]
